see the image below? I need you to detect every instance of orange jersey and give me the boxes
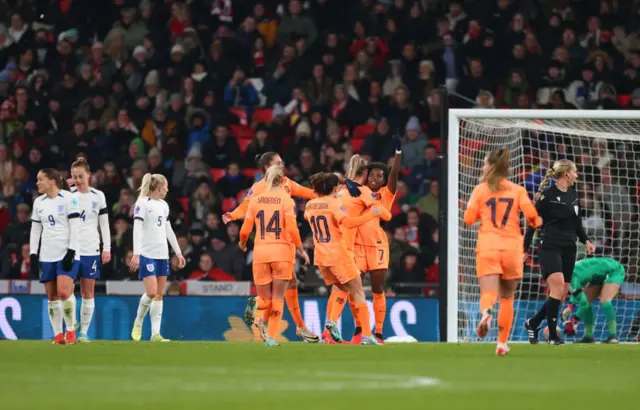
[230,176,314,221]
[337,185,390,251]
[239,187,302,263]
[304,196,377,266]
[354,186,395,247]
[463,180,541,253]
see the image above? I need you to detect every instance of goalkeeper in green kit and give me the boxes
[562,257,625,344]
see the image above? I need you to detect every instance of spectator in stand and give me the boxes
[402,116,428,169]
[361,117,395,163]
[189,252,237,281]
[204,124,241,169]
[417,179,439,222]
[407,144,440,196]
[1,202,30,251]
[209,230,244,280]
[216,162,252,199]
[242,125,273,168]
[389,251,426,296]
[224,68,258,115]
[277,0,318,47]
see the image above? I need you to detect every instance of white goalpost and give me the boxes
[448,109,640,343]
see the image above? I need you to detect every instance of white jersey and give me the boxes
[71,188,108,256]
[31,190,81,262]
[133,197,170,260]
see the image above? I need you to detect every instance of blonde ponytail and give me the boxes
[346,154,368,180]
[138,173,167,198]
[265,165,284,189]
[534,159,575,201]
[534,169,554,201]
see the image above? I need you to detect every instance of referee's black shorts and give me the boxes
[538,245,577,282]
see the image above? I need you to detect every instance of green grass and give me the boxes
[0,342,638,409]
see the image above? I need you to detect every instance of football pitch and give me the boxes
[0,342,637,410]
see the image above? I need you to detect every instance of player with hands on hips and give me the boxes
[129,173,185,342]
[30,169,82,344]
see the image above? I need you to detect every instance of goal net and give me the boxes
[448,109,640,343]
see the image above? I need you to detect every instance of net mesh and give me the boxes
[456,117,640,343]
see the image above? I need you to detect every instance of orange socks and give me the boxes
[498,297,515,344]
[285,289,305,328]
[262,307,270,323]
[256,296,271,310]
[372,293,386,335]
[267,298,284,339]
[328,290,348,323]
[355,302,372,336]
[349,295,361,328]
[480,290,498,314]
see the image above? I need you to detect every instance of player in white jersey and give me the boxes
[29,168,81,344]
[129,173,185,342]
[69,158,111,342]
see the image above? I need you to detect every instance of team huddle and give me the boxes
[225,137,402,346]
[464,148,625,355]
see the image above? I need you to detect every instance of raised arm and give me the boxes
[387,141,402,194]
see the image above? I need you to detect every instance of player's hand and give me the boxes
[344,179,361,197]
[523,253,528,264]
[297,247,310,265]
[392,132,402,152]
[62,250,75,271]
[176,254,186,269]
[370,205,382,217]
[101,250,111,264]
[222,213,233,224]
[129,255,140,272]
[29,254,39,278]
[238,242,247,252]
[585,240,596,254]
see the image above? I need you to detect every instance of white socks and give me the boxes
[48,300,63,335]
[62,294,76,332]
[150,300,163,336]
[80,298,95,334]
[135,293,153,326]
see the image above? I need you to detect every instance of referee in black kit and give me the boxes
[523,159,596,345]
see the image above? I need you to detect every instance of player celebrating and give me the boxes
[305,172,387,345]
[463,147,541,356]
[322,155,391,343]
[223,152,319,343]
[524,159,596,345]
[240,165,311,347]
[562,257,625,344]
[350,135,402,344]
[69,158,111,342]
[29,169,81,344]
[129,174,185,342]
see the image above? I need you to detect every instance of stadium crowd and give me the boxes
[0,0,639,294]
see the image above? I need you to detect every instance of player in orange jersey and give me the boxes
[463,147,541,356]
[321,155,393,343]
[223,152,320,343]
[351,135,402,344]
[239,165,311,347]
[305,172,388,345]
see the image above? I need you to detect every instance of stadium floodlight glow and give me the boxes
[448,109,640,343]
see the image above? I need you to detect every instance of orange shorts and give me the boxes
[476,250,524,280]
[252,262,293,286]
[354,243,389,272]
[318,262,359,286]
